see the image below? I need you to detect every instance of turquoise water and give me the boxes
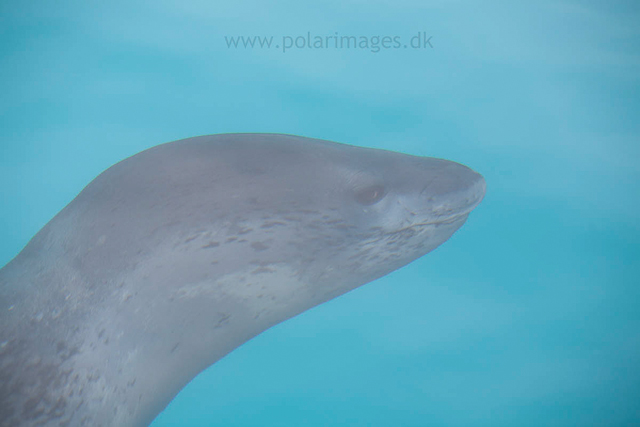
[1,1,639,426]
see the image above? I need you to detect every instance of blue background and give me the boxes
[1,1,639,426]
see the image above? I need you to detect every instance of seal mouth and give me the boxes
[394,212,469,233]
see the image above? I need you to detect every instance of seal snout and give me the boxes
[460,169,486,214]
[418,160,486,220]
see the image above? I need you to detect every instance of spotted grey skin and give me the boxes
[0,133,485,426]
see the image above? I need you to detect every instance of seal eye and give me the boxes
[355,185,386,205]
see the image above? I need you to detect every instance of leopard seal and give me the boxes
[0,133,485,426]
